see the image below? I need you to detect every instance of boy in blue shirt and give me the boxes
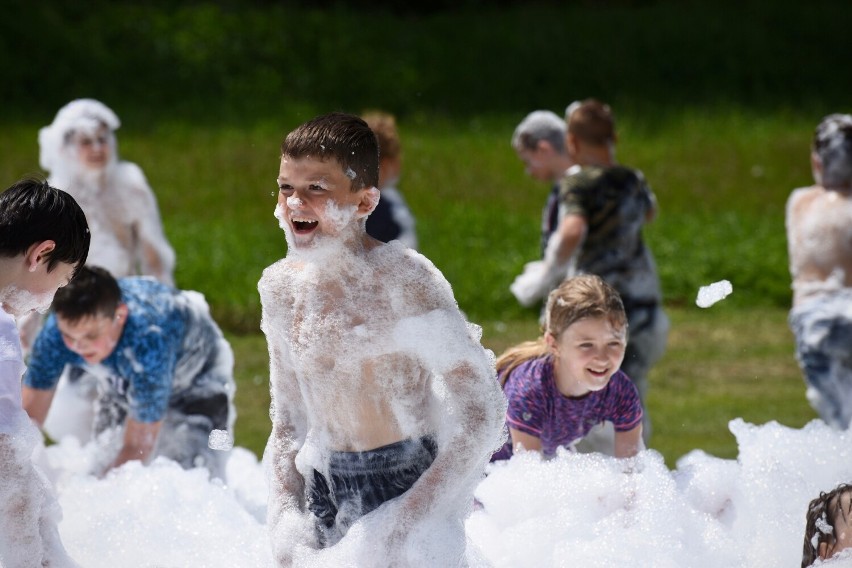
[22,266,236,479]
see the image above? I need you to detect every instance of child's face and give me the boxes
[56,305,127,365]
[276,155,375,248]
[516,143,556,182]
[547,316,627,397]
[72,125,111,170]
[2,260,76,318]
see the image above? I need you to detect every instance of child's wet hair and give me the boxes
[544,274,627,338]
[52,265,122,322]
[813,114,852,187]
[802,482,852,567]
[566,99,616,146]
[281,112,379,191]
[0,178,90,273]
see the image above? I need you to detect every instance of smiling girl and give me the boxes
[492,274,644,461]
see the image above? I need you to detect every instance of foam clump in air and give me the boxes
[696,279,733,308]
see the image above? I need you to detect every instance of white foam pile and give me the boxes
[6,418,844,567]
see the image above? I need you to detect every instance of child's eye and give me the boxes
[278,185,293,194]
[308,184,326,192]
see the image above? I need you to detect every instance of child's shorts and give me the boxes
[789,291,852,429]
[307,435,438,547]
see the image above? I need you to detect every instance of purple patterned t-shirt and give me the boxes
[492,356,643,460]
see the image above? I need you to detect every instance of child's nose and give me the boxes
[286,195,305,209]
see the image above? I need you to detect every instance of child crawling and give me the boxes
[259,113,506,567]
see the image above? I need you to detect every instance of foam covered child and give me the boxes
[259,112,506,567]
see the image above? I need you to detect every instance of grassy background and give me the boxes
[1,1,846,467]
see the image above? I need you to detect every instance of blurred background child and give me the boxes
[362,111,418,249]
[786,114,852,429]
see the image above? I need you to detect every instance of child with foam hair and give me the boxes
[0,178,89,568]
[802,483,852,567]
[787,114,852,430]
[259,112,506,567]
[362,111,418,250]
[493,274,643,461]
[37,98,175,287]
[510,99,667,442]
[511,110,575,259]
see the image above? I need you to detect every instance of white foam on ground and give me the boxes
[16,417,852,567]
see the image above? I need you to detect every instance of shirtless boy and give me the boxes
[786,113,852,428]
[259,113,506,567]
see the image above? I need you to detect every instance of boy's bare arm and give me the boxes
[393,357,505,527]
[552,213,587,265]
[263,328,316,559]
[108,417,163,472]
[21,386,55,426]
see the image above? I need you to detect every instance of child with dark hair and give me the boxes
[787,114,852,429]
[22,266,236,480]
[802,483,852,567]
[0,177,89,568]
[494,274,643,461]
[362,111,418,249]
[261,112,505,566]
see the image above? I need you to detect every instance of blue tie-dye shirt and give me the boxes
[25,278,194,423]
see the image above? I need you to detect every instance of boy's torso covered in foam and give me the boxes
[260,239,476,453]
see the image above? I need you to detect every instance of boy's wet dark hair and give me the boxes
[566,99,616,146]
[802,483,852,567]
[281,112,379,191]
[0,178,90,273]
[52,265,122,322]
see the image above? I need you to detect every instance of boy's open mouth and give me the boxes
[292,217,319,234]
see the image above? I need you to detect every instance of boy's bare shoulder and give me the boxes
[371,242,456,307]
[258,258,299,301]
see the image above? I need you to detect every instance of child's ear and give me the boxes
[355,186,380,218]
[544,332,559,355]
[26,240,56,272]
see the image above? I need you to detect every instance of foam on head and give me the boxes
[38,99,120,179]
[512,110,566,153]
[814,114,852,188]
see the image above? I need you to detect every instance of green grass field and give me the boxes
[0,107,822,469]
[2,1,845,471]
